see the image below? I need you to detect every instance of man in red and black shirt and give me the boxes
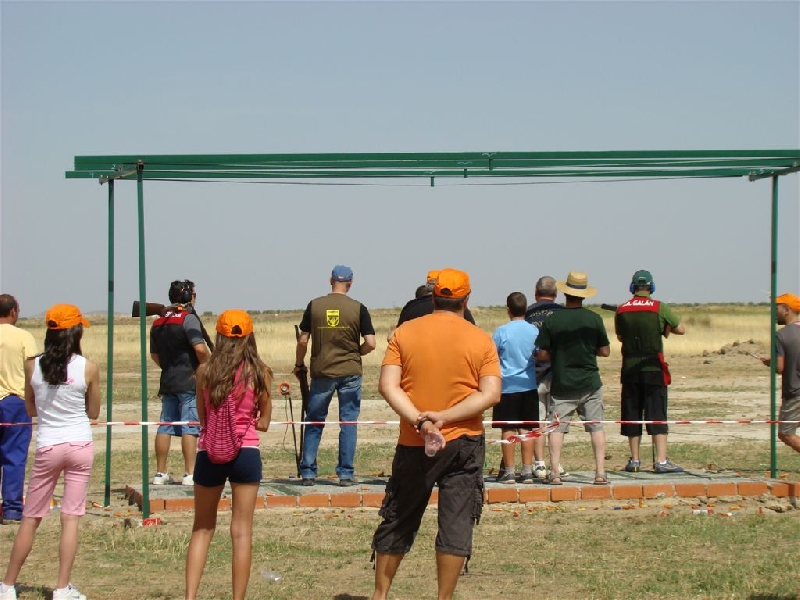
[615,270,685,474]
[150,280,211,486]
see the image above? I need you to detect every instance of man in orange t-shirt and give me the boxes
[371,268,501,600]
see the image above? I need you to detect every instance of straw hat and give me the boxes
[556,271,597,298]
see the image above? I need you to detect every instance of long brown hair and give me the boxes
[203,332,272,408]
[40,325,84,385]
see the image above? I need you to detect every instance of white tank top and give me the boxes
[30,354,92,448]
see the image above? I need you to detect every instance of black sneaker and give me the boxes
[496,471,517,484]
[301,477,316,487]
[624,459,641,473]
[653,459,684,474]
[339,478,358,487]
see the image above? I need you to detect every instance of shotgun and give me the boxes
[294,325,310,467]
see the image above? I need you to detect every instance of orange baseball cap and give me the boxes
[45,304,90,330]
[216,309,254,338]
[426,270,440,284]
[776,293,800,313]
[433,268,471,299]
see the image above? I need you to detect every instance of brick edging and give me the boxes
[125,480,798,513]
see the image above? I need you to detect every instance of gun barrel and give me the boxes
[131,301,167,318]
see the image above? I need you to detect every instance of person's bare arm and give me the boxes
[420,375,502,428]
[195,364,207,427]
[360,334,377,356]
[255,388,272,432]
[294,331,310,374]
[763,356,786,374]
[670,323,686,335]
[535,349,551,362]
[24,358,37,417]
[150,353,161,367]
[596,345,610,358]
[378,365,419,425]
[193,342,210,365]
[84,359,101,420]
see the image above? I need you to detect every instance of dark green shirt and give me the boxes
[536,307,609,396]
[615,292,681,378]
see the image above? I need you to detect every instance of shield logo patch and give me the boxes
[326,309,340,327]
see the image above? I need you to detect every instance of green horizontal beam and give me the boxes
[65,167,754,181]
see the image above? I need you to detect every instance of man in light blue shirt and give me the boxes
[492,292,539,483]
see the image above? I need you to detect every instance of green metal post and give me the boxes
[105,180,115,506]
[137,162,151,517]
[769,176,778,479]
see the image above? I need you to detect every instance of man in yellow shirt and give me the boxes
[0,295,38,524]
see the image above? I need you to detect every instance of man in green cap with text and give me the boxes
[615,270,685,473]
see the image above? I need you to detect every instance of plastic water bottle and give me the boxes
[424,431,444,457]
[261,568,283,582]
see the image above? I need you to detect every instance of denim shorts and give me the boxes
[193,447,262,487]
[157,391,200,436]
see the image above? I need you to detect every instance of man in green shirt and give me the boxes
[615,270,685,473]
[536,271,610,485]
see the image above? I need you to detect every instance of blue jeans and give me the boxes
[157,391,200,436]
[300,375,362,480]
[0,395,33,519]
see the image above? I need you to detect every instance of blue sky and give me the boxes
[2,1,798,316]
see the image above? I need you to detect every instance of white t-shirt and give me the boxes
[30,354,92,448]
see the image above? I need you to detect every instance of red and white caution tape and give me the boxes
[0,418,797,428]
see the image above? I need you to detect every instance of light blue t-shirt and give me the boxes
[492,319,539,393]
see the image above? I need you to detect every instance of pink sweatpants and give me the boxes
[23,441,94,518]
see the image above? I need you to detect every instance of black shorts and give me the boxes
[621,371,668,437]
[372,435,485,557]
[492,389,539,430]
[193,447,262,487]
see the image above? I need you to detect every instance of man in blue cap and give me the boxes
[615,269,685,473]
[294,265,376,486]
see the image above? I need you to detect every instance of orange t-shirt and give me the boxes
[382,311,501,446]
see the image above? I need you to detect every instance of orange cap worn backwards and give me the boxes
[216,309,254,338]
[776,293,800,314]
[45,304,90,330]
[433,268,471,299]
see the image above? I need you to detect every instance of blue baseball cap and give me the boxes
[331,265,353,282]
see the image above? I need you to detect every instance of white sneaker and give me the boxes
[151,472,172,485]
[52,584,86,600]
[546,465,570,478]
[181,473,194,486]
[0,584,17,600]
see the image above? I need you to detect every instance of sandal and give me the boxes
[593,474,609,485]
[546,476,563,486]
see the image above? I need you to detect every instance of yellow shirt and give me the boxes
[0,323,38,399]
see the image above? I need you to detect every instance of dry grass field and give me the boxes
[3,304,799,600]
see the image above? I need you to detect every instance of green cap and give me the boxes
[631,270,653,286]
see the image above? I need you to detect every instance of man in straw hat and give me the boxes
[761,293,800,454]
[535,271,611,485]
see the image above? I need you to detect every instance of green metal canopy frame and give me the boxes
[66,150,800,517]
